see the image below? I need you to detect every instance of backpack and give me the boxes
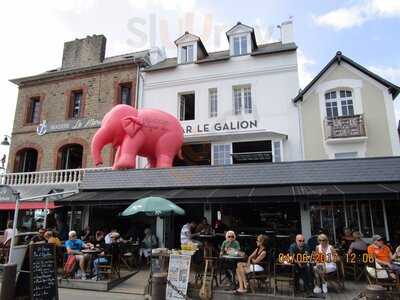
[63,255,77,278]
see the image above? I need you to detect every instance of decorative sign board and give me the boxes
[36,118,101,135]
[166,254,192,300]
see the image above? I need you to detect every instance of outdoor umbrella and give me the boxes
[121,196,185,217]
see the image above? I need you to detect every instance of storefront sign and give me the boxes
[36,118,101,136]
[182,119,258,135]
[166,254,191,300]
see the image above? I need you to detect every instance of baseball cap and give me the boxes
[372,234,383,242]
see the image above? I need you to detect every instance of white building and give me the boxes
[140,21,302,168]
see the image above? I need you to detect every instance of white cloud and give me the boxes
[313,0,400,30]
[297,50,316,88]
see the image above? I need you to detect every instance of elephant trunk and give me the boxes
[91,128,111,166]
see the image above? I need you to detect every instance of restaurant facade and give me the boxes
[2,20,400,249]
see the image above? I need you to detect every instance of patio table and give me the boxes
[219,255,246,289]
[82,248,103,278]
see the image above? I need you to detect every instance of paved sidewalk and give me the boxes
[59,288,145,299]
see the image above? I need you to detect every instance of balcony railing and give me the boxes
[324,114,366,139]
[0,167,111,186]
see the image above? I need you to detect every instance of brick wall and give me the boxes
[9,65,137,171]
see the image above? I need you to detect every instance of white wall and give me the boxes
[141,51,301,165]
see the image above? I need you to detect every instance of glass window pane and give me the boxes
[359,200,372,237]
[340,90,345,98]
[325,93,330,100]
[273,141,281,162]
[187,45,193,62]
[244,87,252,113]
[346,90,352,97]
[240,36,247,54]
[233,87,242,114]
[331,91,336,99]
[233,37,240,55]
[371,201,385,237]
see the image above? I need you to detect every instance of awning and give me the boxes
[56,182,400,206]
[0,201,58,210]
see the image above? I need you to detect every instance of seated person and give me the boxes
[2,221,16,247]
[139,228,158,259]
[348,231,367,255]
[289,234,313,293]
[367,234,400,278]
[180,220,200,245]
[94,230,106,248]
[80,226,93,243]
[340,227,354,252]
[44,231,61,246]
[220,230,241,257]
[65,230,93,280]
[195,217,212,234]
[31,228,46,243]
[93,232,120,279]
[235,234,267,293]
[313,234,337,295]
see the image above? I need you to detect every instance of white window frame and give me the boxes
[212,143,232,166]
[233,35,248,56]
[324,88,355,119]
[272,140,284,162]
[209,88,218,118]
[178,92,195,121]
[181,44,194,63]
[233,85,252,115]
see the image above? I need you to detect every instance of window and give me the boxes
[14,148,38,172]
[233,36,248,55]
[209,88,218,118]
[325,89,354,119]
[233,86,252,115]
[179,93,195,121]
[57,144,83,169]
[119,83,132,105]
[69,90,83,118]
[174,143,211,166]
[273,141,282,162]
[26,97,41,124]
[181,45,194,63]
[213,144,232,165]
[334,152,358,159]
[232,140,272,164]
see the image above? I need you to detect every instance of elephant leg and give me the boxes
[113,135,143,169]
[156,154,174,168]
[112,147,122,169]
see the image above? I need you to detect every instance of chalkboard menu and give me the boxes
[29,243,59,300]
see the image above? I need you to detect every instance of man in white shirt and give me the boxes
[180,221,198,245]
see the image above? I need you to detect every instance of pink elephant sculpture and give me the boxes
[91,104,184,169]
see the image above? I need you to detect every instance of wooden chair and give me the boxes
[273,262,296,297]
[324,258,345,292]
[246,261,272,294]
[344,250,367,281]
[366,260,399,290]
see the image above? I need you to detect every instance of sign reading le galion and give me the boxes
[183,119,258,135]
[37,118,101,136]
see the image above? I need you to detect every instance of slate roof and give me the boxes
[143,42,297,72]
[11,183,78,200]
[293,51,400,103]
[80,156,400,191]
[10,50,150,86]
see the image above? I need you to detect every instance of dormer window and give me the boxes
[181,45,194,63]
[233,36,248,55]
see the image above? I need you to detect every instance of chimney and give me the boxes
[149,47,166,65]
[62,34,106,69]
[280,20,294,44]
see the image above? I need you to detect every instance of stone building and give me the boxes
[8,35,150,172]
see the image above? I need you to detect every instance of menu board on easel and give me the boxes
[166,254,191,300]
[30,243,59,300]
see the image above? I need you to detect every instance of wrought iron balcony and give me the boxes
[0,167,111,186]
[324,114,366,140]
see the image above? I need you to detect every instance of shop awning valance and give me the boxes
[0,201,58,210]
[56,182,400,206]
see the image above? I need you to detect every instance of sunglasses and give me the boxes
[228,236,235,238]
[298,240,305,242]
[318,239,327,242]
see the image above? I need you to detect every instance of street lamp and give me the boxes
[1,135,11,146]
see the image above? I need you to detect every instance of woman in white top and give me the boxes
[313,234,337,295]
[2,221,15,246]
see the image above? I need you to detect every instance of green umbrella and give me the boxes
[121,196,185,217]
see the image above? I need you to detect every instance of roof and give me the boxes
[12,183,78,200]
[174,31,208,56]
[10,50,150,86]
[144,42,297,72]
[79,156,400,191]
[293,51,400,103]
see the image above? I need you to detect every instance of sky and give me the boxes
[0,0,399,163]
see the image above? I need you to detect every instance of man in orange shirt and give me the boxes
[368,235,400,274]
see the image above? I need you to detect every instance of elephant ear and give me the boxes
[121,116,143,137]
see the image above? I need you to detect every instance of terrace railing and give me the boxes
[0,167,111,186]
[324,114,366,139]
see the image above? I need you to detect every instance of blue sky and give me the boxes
[0,0,399,160]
